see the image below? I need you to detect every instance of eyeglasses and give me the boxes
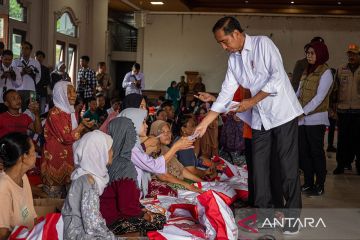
[305,51,315,56]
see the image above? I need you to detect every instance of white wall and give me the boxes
[142,14,360,92]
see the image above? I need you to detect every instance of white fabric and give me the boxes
[71,130,113,195]
[211,34,303,130]
[12,57,41,91]
[52,81,78,130]
[297,69,334,126]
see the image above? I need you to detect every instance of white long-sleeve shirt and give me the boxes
[12,57,41,91]
[297,69,333,126]
[211,34,303,130]
[122,71,145,95]
[0,64,22,103]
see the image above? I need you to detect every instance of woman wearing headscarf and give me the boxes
[50,62,71,90]
[41,81,94,198]
[148,120,202,196]
[62,130,115,240]
[297,41,333,196]
[100,108,193,235]
[122,93,146,110]
[165,81,181,113]
[99,93,146,133]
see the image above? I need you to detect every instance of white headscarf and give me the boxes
[118,108,147,147]
[71,130,113,195]
[53,81,78,129]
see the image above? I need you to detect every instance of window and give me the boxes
[9,0,26,22]
[56,12,76,37]
[12,29,26,59]
[55,41,65,65]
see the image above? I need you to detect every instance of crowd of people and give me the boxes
[0,15,359,239]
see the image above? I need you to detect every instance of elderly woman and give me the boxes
[50,61,71,90]
[100,108,193,235]
[41,81,94,198]
[0,133,37,240]
[148,120,202,196]
[297,41,333,196]
[62,130,115,240]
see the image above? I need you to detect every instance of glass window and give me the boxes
[55,41,65,66]
[56,12,76,37]
[12,29,26,59]
[68,45,76,84]
[9,0,26,22]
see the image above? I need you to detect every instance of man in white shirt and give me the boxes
[122,63,145,95]
[12,41,41,112]
[0,50,22,110]
[195,16,303,234]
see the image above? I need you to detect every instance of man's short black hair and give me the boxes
[0,41,4,50]
[2,50,13,57]
[88,97,96,102]
[21,41,33,50]
[35,50,45,58]
[98,61,106,67]
[161,100,173,109]
[156,109,165,116]
[110,97,120,105]
[212,16,244,35]
[133,63,140,70]
[3,89,17,102]
[81,55,90,62]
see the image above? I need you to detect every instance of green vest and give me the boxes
[299,64,332,115]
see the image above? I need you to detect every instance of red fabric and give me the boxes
[232,86,252,139]
[147,231,167,240]
[168,204,198,220]
[307,41,329,75]
[197,191,229,240]
[42,213,61,240]
[41,107,78,186]
[146,179,177,198]
[0,112,32,138]
[100,178,143,225]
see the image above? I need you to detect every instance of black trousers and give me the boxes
[299,125,327,187]
[244,138,254,206]
[336,112,360,169]
[252,118,301,213]
[328,117,336,147]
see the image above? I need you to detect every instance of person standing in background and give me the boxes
[35,50,50,114]
[96,62,111,103]
[76,56,96,108]
[12,41,41,112]
[122,63,144,96]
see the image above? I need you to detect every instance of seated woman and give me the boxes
[176,115,216,178]
[41,81,94,198]
[100,108,193,235]
[0,133,37,240]
[62,130,115,240]
[148,120,202,196]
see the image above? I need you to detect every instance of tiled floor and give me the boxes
[235,132,360,240]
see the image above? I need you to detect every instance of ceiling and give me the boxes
[109,0,360,15]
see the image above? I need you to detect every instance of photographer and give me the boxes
[122,63,144,96]
[0,50,22,113]
[12,41,41,112]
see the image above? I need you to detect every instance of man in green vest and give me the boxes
[333,44,360,175]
